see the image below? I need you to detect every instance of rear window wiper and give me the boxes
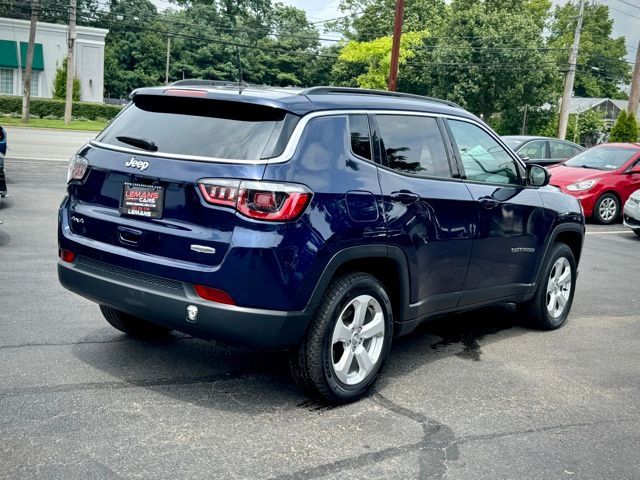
[116,135,158,152]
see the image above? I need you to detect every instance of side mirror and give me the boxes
[526,164,550,187]
[517,153,530,162]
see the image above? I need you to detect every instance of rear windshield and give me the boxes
[503,138,526,150]
[97,95,291,160]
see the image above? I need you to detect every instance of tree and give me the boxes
[548,2,631,99]
[539,108,607,146]
[336,31,427,89]
[610,110,639,143]
[53,58,81,101]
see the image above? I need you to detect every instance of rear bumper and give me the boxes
[58,258,313,348]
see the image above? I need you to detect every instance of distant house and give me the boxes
[0,17,108,103]
[566,97,633,125]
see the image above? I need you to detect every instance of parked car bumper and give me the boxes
[623,197,640,231]
[58,258,313,349]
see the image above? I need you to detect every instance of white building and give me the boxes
[0,17,108,103]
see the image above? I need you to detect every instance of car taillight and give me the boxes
[67,155,88,183]
[198,179,312,222]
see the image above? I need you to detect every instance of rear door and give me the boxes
[549,140,578,164]
[65,92,297,277]
[444,118,548,306]
[373,113,475,315]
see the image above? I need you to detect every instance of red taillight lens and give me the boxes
[197,179,312,222]
[59,248,76,263]
[194,285,235,305]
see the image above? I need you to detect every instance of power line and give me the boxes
[613,0,640,12]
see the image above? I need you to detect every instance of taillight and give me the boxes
[59,248,76,263]
[194,285,235,305]
[198,179,312,222]
[67,155,88,183]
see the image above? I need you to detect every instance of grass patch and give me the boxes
[1,117,108,131]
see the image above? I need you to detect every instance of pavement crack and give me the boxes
[0,369,248,399]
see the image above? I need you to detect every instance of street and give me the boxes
[1,150,639,478]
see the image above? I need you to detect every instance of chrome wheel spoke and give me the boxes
[333,348,354,384]
[558,268,571,286]
[557,292,567,309]
[360,312,384,339]
[332,321,352,344]
[350,296,369,329]
[355,348,374,373]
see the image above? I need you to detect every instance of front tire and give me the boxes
[100,305,171,338]
[593,193,619,224]
[289,272,393,404]
[519,243,576,330]
[634,229,640,237]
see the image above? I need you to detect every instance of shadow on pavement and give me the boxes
[72,304,531,412]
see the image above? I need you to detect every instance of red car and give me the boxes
[548,143,640,224]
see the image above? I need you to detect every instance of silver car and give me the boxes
[623,189,640,237]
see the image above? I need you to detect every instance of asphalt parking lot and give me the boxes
[1,154,639,479]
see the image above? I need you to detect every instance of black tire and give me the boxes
[593,193,619,224]
[634,230,640,237]
[289,272,393,404]
[519,243,576,330]
[99,305,171,338]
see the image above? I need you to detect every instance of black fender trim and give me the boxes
[305,245,411,324]
[528,221,585,297]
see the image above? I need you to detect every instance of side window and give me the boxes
[376,114,451,177]
[571,146,583,157]
[448,119,520,185]
[348,114,372,161]
[550,141,575,159]
[519,141,545,160]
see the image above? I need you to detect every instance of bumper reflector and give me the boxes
[59,248,76,263]
[194,285,235,305]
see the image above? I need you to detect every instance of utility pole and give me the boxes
[521,105,528,135]
[387,0,404,91]
[628,39,640,119]
[165,35,171,85]
[21,0,38,124]
[558,0,586,140]
[64,0,76,125]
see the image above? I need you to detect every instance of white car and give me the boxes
[623,189,640,237]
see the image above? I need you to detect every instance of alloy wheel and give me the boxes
[546,257,572,318]
[599,197,618,222]
[331,295,386,386]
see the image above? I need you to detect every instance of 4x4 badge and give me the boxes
[125,157,150,171]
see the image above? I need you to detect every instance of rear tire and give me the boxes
[634,229,640,237]
[289,272,393,404]
[518,243,576,330]
[100,305,171,338]
[593,193,619,224]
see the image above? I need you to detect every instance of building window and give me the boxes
[0,68,14,94]
[30,72,39,96]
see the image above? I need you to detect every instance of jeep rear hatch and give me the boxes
[65,93,305,277]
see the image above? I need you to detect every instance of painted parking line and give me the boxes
[586,230,635,235]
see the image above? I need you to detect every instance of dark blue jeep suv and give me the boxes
[58,84,585,403]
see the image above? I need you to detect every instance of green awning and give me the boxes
[20,42,44,71]
[0,40,19,69]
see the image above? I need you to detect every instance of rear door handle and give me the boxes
[390,191,420,205]
[117,226,142,246]
[478,196,500,209]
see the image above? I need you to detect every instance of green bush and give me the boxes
[53,58,81,101]
[609,110,639,143]
[0,96,122,120]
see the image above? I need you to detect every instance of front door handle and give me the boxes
[478,196,500,209]
[390,191,420,205]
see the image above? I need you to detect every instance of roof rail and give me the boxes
[300,86,462,109]
[169,79,250,88]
